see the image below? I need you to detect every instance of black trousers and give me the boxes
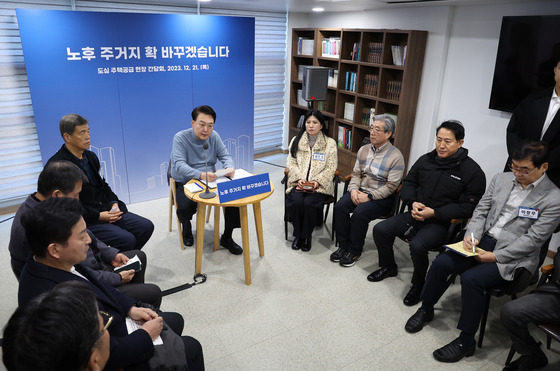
[110,250,163,309]
[175,181,240,232]
[501,290,560,355]
[420,235,505,343]
[372,212,449,285]
[334,192,394,254]
[285,189,328,239]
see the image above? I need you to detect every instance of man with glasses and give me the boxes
[330,114,405,267]
[3,281,111,371]
[405,141,560,364]
[369,120,486,308]
[170,105,242,254]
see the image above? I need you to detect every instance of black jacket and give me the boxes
[47,144,128,224]
[400,147,486,222]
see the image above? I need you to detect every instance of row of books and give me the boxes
[328,69,338,88]
[367,42,383,64]
[316,94,335,112]
[322,37,341,58]
[345,71,357,92]
[297,65,310,81]
[363,74,378,96]
[343,102,355,121]
[296,89,307,106]
[391,45,407,66]
[350,42,360,61]
[337,125,352,149]
[297,37,314,55]
[386,80,402,101]
[361,107,376,126]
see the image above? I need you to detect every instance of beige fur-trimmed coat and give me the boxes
[286,132,338,195]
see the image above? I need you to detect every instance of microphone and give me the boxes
[199,142,216,199]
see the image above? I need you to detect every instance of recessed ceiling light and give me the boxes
[312,7,325,12]
[199,0,211,2]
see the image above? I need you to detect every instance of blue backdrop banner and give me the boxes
[17,9,255,203]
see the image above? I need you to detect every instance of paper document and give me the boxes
[126,317,163,345]
[444,241,485,257]
[185,182,204,193]
[114,255,142,273]
[207,168,253,188]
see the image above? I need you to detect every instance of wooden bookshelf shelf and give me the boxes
[289,28,427,175]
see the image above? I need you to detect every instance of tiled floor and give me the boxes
[1,153,559,370]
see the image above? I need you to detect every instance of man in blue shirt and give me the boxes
[170,105,242,254]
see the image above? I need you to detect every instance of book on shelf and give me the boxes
[317,93,335,112]
[351,42,360,61]
[345,71,357,92]
[297,37,314,55]
[327,69,338,88]
[363,73,378,96]
[391,45,406,66]
[386,80,402,101]
[367,42,383,64]
[337,125,352,149]
[297,89,307,106]
[322,37,341,58]
[343,102,355,121]
[361,107,376,126]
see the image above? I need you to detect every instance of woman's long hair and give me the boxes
[290,110,329,158]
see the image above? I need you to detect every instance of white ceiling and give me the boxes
[179,0,541,13]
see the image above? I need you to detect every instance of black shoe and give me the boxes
[220,236,243,255]
[330,247,347,262]
[403,284,423,306]
[503,345,548,371]
[292,237,300,250]
[367,265,398,282]
[339,251,362,267]
[405,308,434,333]
[301,237,312,252]
[433,338,475,363]
[182,230,194,247]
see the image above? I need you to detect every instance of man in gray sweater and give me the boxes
[170,105,242,254]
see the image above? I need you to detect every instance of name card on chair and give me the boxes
[217,173,271,203]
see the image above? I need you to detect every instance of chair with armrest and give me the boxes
[477,237,553,348]
[281,168,340,241]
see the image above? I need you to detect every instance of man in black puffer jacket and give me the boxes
[369,120,486,307]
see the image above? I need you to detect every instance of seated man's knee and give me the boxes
[409,239,429,257]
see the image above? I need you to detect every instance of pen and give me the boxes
[471,232,475,253]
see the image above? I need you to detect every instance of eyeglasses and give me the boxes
[99,311,113,336]
[508,164,538,176]
[369,126,386,133]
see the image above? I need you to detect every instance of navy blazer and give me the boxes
[19,258,153,371]
[506,87,560,187]
[46,144,128,224]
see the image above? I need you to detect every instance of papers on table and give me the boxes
[126,317,163,345]
[444,241,485,257]
[185,182,204,193]
[207,168,253,188]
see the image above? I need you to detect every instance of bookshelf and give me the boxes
[289,28,427,176]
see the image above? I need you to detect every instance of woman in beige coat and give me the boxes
[286,110,338,251]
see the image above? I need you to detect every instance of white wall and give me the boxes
[286,1,560,182]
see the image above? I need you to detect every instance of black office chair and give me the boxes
[281,169,340,241]
[477,236,553,348]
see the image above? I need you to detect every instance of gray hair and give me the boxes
[371,114,396,137]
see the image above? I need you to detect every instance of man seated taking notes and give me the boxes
[404,141,560,363]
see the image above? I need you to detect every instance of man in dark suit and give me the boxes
[506,56,560,187]
[18,197,204,371]
[47,113,154,251]
[500,252,560,371]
